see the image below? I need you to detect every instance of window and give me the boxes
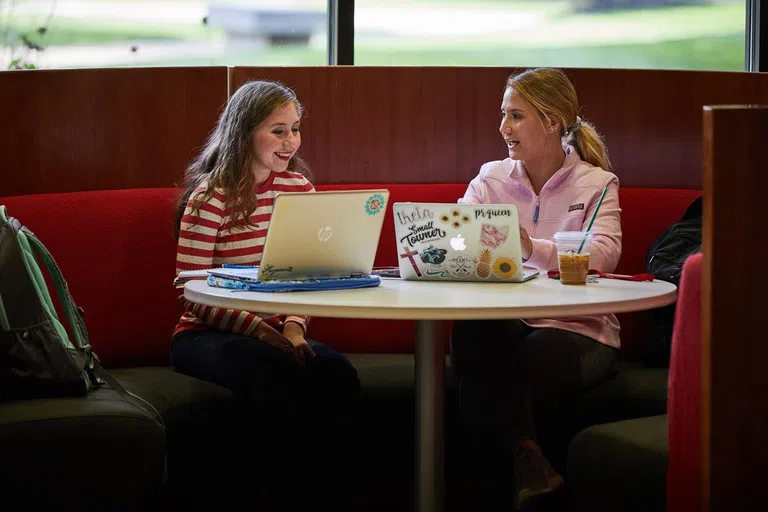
[0,0,750,71]
[1,0,327,70]
[354,0,746,71]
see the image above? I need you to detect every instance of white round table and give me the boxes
[185,276,677,512]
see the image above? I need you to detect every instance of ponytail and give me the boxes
[567,119,612,172]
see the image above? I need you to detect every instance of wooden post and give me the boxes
[702,105,768,511]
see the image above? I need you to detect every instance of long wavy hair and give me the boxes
[174,80,311,239]
[506,68,612,172]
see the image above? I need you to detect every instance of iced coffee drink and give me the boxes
[554,232,593,285]
[557,252,590,285]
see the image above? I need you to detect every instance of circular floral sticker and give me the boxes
[492,256,518,280]
[365,193,386,216]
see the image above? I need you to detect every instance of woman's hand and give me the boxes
[520,225,533,260]
[254,321,296,354]
[283,321,316,368]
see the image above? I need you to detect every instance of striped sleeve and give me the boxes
[175,188,264,336]
[284,315,309,333]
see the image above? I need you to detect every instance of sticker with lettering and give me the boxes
[425,269,449,278]
[396,206,435,225]
[492,257,518,280]
[446,255,474,278]
[440,208,471,229]
[260,264,295,278]
[365,193,386,216]
[419,245,448,265]
[474,207,513,221]
[480,223,509,249]
[399,221,446,248]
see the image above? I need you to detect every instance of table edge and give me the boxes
[183,284,678,320]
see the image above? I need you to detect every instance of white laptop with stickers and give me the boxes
[392,202,539,283]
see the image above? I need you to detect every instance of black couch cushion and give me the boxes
[566,414,668,512]
[109,367,240,503]
[0,382,167,505]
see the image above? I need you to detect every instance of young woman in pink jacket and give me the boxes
[451,67,622,509]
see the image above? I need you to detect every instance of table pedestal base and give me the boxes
[415,319,445,512]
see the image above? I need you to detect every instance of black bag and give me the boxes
[643,196,702,367]
[0,205,163,427]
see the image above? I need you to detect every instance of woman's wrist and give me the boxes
[521,239,533,261]
[283,320,305,337]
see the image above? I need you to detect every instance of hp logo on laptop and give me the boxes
[317,226,333,243]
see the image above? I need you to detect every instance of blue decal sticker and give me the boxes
[365,193,386,216]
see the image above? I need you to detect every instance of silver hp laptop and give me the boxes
[392,202,539,282]
[253,189,390,281]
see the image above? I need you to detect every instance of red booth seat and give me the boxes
[667,252,703,512]
[0,185,700,365]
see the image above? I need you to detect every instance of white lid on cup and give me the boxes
[554,231,592,242]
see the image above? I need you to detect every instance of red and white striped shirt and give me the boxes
[174,171,314,338]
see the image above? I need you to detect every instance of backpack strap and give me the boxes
[91,359,166,428]
[23,229,89,351]
[6,215,75,351]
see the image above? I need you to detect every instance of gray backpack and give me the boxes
[0,205,162,425]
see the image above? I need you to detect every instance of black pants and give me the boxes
[171,328,362,510]
[451,319,617,455]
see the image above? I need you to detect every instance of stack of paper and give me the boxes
[173,269,214,288]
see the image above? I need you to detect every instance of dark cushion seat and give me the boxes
[0,380,167,506]
[566,414,668,512]
[109,367,238,501]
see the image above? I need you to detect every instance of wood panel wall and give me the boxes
[2,66,768,197]
[0,67,228,197]
[231,67,768,188]
[702,105,768,511]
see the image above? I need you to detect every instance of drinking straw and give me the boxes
[578,186,608,253]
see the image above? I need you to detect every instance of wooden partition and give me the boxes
[231,67,768,188]
[0,67,228,197]
[2,66,768,197]
[702,105,768,511]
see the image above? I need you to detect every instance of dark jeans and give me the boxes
[171,328,362,509]
[450,319,617,452]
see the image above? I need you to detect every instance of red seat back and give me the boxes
[667,252,703,511]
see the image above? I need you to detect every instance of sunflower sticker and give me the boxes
[492,257,518,280]
[365,193,386,216]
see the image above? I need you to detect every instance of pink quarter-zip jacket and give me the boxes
[459,145,622,349]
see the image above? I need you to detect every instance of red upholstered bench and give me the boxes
[0,185,700,364]
[667,252,703,511]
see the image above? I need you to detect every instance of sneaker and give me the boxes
[514,440,565,510]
